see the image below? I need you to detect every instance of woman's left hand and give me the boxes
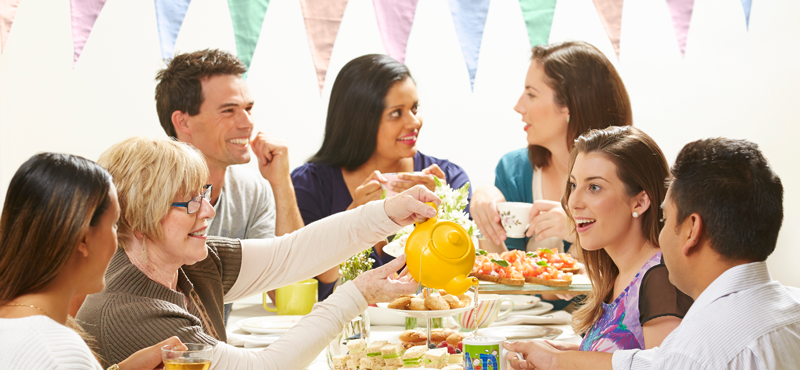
[118,336,185,370]
[384,185,441,226]
[354,255,418,304]
[526,200,570,241]
[391,164,446,192]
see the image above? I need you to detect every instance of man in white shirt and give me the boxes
[504,138,800,370]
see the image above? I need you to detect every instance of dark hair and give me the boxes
[309,54,413,171]
[0,153,113,304]
[562,126,669,335]
[669,138,783,262]
[528,41,632,168]
[155,49,248,138]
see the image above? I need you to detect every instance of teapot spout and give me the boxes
[443,275,479,296]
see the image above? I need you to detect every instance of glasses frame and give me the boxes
[171,184,212,214]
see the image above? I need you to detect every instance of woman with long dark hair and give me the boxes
[291,54,471,300]
[0,153,182,369]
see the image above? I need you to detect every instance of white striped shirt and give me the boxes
[612,262,800,370]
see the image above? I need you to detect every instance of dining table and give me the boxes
[227,291,585,370]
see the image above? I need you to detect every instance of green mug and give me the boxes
[263,279,318,315]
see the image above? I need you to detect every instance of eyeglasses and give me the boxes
[171,185,212,214]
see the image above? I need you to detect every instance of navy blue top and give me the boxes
[291,151,472,301]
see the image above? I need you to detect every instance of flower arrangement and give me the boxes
[340,247,375,283]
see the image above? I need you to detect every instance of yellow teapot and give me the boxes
[404,202,479,296]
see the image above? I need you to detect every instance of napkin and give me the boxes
[489,310,572,326]
[227,332,282,348]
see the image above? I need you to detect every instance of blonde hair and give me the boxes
[97,137,209,250]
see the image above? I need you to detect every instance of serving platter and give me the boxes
[375,303,473,319]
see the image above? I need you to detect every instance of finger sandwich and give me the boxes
[363,340,388,368]
[347,338,368,363]
[381,343,406,367]
[332,354,350,370]
[423,348,449,369]
[401,345,428,368]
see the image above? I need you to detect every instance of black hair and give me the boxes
[669,138,783,262]
[309,54,413,171]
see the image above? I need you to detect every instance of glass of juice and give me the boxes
[162,343,213,370]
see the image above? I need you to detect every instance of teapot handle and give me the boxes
[414,202,439,227]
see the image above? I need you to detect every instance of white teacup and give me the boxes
[496,202,533,238]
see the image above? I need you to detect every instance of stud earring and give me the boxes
[567,116,570,123]
[141,237,147,263]
[633,212,639,218]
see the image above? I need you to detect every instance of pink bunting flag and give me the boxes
[300,0,349,92]
[591,0,623,59]
[665,0,694,57]
[1,0,20,53]
[372,0,419,63]
[70,0,108,67]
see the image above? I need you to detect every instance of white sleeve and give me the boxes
[224,200,399,302]
[210,282,367,370]
[612,348,659,370]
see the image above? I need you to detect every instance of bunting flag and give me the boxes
[740,0,752,29]
[591,0,623,59]
[300,0,349,92]
[155,0,192,61]
[448,0,491,90]
[1,0,21,53]
[228,0,271,73]
[519,0,558,48]
[373,0,418,63]
[665,0,694,57]
[70,0,108,67]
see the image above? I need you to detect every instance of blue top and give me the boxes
[494,148,534,251]
[291,151,472,300]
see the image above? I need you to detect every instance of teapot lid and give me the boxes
[430,222,471,260]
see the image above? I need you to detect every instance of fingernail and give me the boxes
[391,182,398,187]
[427,209,436,217]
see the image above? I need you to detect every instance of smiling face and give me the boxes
[184,74,254,169]
[373,78,422,162]
[567,152,640,251]
[514,61,570,151]
[155,187,216,266]
[83,185,121,293]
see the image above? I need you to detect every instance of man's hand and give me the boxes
[390,164,447,192]
[383,185,440,226]
[349,171,388,210]
[353,255,418,304]
[527,200,569,241]
[251,131,291,185]
[472,185,507,244]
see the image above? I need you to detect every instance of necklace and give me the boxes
[3,303,51,317]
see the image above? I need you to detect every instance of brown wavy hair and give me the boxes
[561,126,669,335]
[528,41,632,168]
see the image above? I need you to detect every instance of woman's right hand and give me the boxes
[353,255,418,304]
[472,185,507,244]
[349,171,387,210]
[117,336,185,370]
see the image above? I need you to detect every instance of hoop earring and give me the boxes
[141,237,148,263]
[632,212,639,218]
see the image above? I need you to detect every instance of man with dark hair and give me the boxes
[504,138,800,370]
[155,49,305,323]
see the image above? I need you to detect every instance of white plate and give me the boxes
[366,305,406,326]
[479,325,562,340]
[236,316,304,334]
[497,295,541,311]
[511,302,554,316]
[375,303,473,319]
[383,238,406,258]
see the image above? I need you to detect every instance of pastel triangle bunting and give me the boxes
[228,0,271,74]
[70,0,108,67]
[372,0,419,63]
[0,0,21,53]
[591,0,623,59]
[300,0,349,92]
[448,0,491,90]
[740,0,752,29]
[155,0,192,61]
[518,0,558,48]
[665,0,694,57]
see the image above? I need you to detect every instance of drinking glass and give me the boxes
[162,343,213,370]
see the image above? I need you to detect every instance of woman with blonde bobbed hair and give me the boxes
[76,137,436,369]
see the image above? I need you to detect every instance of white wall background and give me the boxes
[1,0,798,287]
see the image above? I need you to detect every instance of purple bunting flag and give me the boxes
[448,0,491,90]
[155,0,192,61]
[1,0,21,53]
[70,0,108,67]
[665,0,694,57]
[591,0,623,59]
[373,0,418,63]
